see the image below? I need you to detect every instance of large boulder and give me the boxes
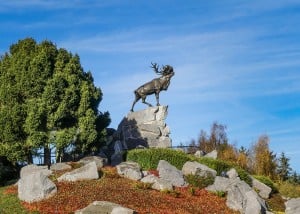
[157,160,187,187]
[50,163,72,171]
[58,161,99,182]
[18,171,57,202]
[285,198,300,214]
[75,201,136,214]
[79,156,107,168]
[206,176,238,192]
[206,176,267,214]
[116,106,172,149]
[251,177,272,199]
[20,164,52,178]
[182,161,217,178]
[116,161,143,181]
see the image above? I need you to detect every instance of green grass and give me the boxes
[0,186,36,214]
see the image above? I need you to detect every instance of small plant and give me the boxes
[214,191,226,198]
[185,173,215,189]
[102,167,120,179]
[188,187,196,196]
[133,182,152,190]
[161,189,181,198]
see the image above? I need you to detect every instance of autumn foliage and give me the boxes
[11,167,238,214]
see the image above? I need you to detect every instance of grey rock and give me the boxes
[141,174,173,191]
[182,161,217,177]
[50,163,72,171]
[20,164,52,178]
[244,190,267,214]
[226,183,245,212]
[116,161,143,181]
[151,178,173,191]
[157,160,187,187]
[206,176,267,214]
[79,156,106,168]
[75,201,136,214]
[226,168,239,179]
[194,150,205,158]
[251,177,272,199]
[141,174,158,184]
[205,150,218,159]
[139,124,161,135]
[227,181,267,213]
[206,176,239,192]
[110,140,126,166]
[58,161,99,182]
[18,171,57,202]
[285,198,300,214]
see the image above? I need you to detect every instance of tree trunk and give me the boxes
[44,145,51,169]
[27,149,33,164]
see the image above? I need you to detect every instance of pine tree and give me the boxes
[277,152,291,181]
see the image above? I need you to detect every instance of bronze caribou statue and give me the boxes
[130,62,175,112]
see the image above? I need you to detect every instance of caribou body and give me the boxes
[130,63,174,112]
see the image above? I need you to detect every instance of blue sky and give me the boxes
[1,0,300,172]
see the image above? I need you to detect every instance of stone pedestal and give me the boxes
[116,106,172,149]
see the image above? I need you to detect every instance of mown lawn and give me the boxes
[0,185,35,214]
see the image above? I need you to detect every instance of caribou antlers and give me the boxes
[150,62,173,76]
[150,62,162,75]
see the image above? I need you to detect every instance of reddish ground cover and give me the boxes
[12,167,238,213]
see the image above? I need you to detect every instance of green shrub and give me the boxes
[266,193,286,213]
[185,173,215,189]
[0,165,18,186]
[127,148,193,170]
[253,175,278,193]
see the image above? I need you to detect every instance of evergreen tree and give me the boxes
[0,38,110,164]
[289,171,300,184]
[277,152,292,181]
